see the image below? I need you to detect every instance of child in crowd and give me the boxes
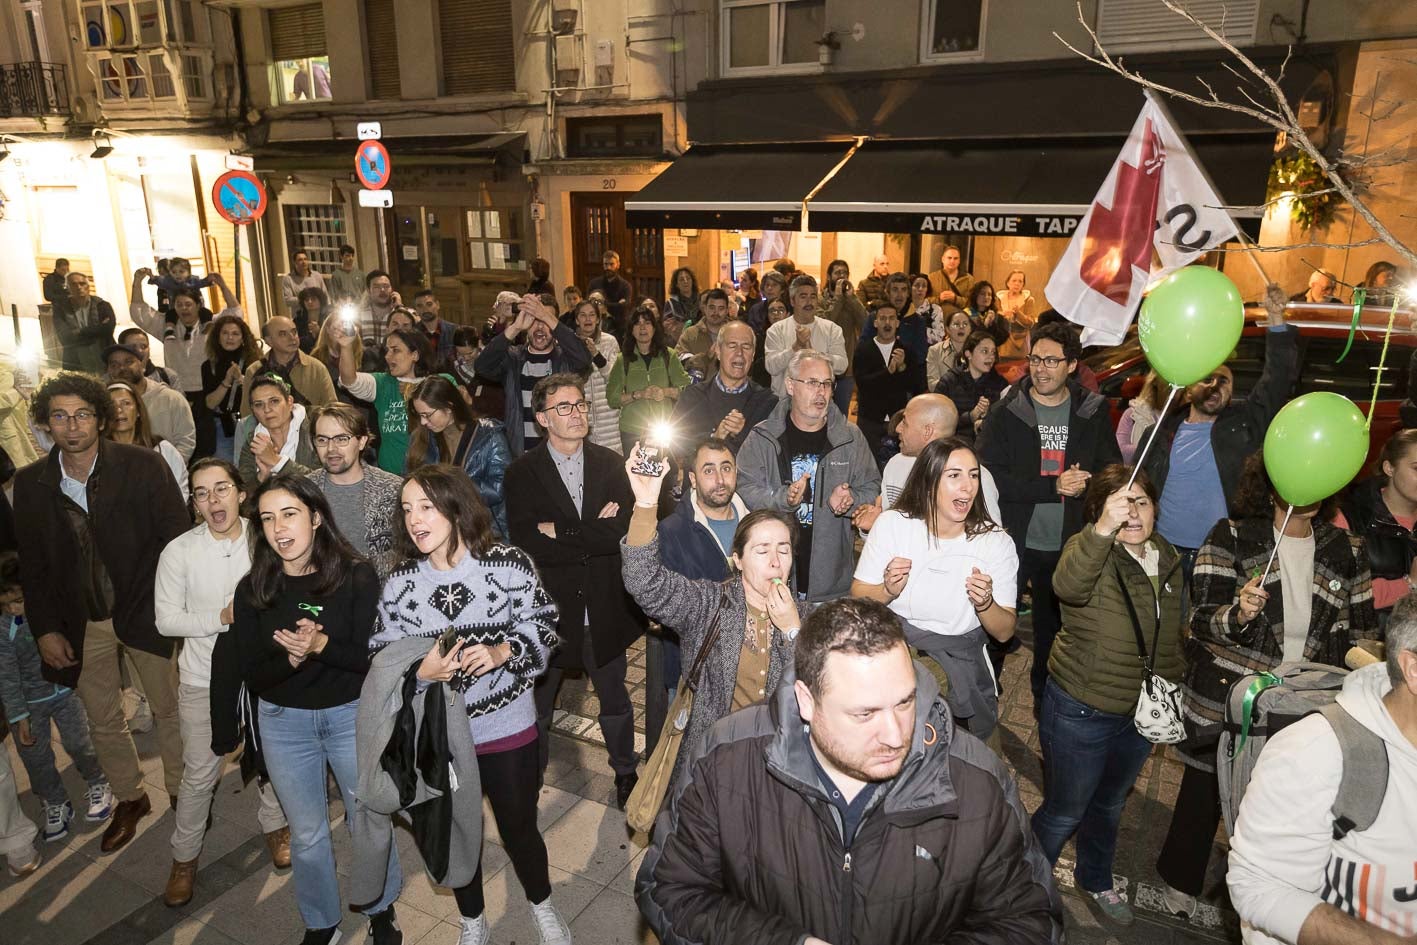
[0,552,113,841]
[149,256,214,305]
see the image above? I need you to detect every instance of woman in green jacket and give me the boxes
[606,301,690,455]
[1032,464,1185,926]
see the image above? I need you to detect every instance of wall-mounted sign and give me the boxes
[662,235,688,256]
[355,141,392,190]
[358,189,393,208]
[211,170,267,225]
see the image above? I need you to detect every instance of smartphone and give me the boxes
[631,442,667,478]
[437,626,461,656]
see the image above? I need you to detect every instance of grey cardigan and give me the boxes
[621,534,799,790]
[351,637,483,902]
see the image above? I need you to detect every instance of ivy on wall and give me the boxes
[1267,150,1342,231]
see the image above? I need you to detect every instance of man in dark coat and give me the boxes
[669,321,778,459]
[14,373,190,853]
[586,250,635,335]
[506,372,644,807]
[637,597,1063,945]
[52,270,116,373]
[976,321,1121,714]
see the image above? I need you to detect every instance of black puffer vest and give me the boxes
[1340,478,1417,590]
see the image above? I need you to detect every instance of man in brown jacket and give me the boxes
[637,597,1062,945]
[15,373,191,854]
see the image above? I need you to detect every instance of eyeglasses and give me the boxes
[192,482,236,503]
[1027,355,1070,368]
[314,434,355,447]
[48,410,97,426]
[790,377,834,392]
[546,400,590,416]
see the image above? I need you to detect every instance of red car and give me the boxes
[1082,301,1416,469]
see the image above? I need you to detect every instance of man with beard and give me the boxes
[475,294,591,455]
[304,403,403,579]
[671,320,778,457]
[412,288,456,369]
[676,287,732,379]
[637,597,1063,944]
[738,350,879,603]
[643,438,752,754]
[1135,284,1295,583]
[587,250,634,333]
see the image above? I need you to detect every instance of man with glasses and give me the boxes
[977,321,1121,714]
[670,320,778,458]
[763,275,848,397]
[305,403,403,579]
[738,350,880,602]
[506,373,644,807]
[54,270,117,374]
[13,373,191,853]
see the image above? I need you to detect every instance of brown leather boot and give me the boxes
[264,826,291,869]
[164,857,199,907]
[100,794,152,853]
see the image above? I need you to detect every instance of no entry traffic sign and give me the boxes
[211,170,267,225]
[355,140,392,190]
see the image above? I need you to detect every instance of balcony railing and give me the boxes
[0,61,71,118]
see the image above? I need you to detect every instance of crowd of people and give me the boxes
[1,245,1414,945]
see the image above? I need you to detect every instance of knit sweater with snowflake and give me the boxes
[369,543,559,747]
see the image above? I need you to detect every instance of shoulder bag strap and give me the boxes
[683,591,731,694]
[1113,557,1160,675]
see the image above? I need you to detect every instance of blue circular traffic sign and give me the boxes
[356,141,392,190]
[211,170,267,225]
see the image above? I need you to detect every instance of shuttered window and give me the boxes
[268,4,326,60]
[1096,0,1259,53]
[439,0,515,96]
[365,0,401,100]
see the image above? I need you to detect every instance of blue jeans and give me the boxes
[15,691,106,807]
[1031,679,1153,893]
[259,698,401,929]
[832,374,855,417]
[213,417,235,463]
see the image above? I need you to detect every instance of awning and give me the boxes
[807,136,1271,237]
[244,132,525,171]
[624,142,857,230]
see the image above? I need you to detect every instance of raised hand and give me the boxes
[786,472,810,508]
[766,579,800,634]
[882,556,912,600]
[965,566,994,611]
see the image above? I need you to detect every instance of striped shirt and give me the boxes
[520,352,553,450]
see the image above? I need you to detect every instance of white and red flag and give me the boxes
[1046,90,1240,346]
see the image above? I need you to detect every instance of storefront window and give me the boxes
[722,0,825,74]
[282,204,346,273]
[921,0,985,60]
[466,208,526,272]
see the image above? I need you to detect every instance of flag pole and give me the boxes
[1257,503,1293,588]
[1142,88,1271,287]
[1126,383,1180,490]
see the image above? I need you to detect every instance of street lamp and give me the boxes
[90,132,114,159]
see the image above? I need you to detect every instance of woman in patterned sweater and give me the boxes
[369,464,570,945]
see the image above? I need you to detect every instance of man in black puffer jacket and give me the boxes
[637,598,1062,945]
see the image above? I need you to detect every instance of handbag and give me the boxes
[1115,559,1186,744]
[625,591,729,834]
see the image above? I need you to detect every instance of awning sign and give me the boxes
[916,214,1080,237]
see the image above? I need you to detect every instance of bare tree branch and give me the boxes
[1184,238,1389,254]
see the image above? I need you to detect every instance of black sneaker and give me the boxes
[299,928,342,945]
[368,906,403,945]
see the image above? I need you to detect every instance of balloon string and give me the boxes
[1126,384,1181,491]
[1335,287,1365,364]
[1366,294,1401,433]
[1258,503,1293,587]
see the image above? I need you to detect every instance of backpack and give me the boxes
[1217,662,1389,839]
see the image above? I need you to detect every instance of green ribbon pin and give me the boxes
[297,603,324,618]
[1334,287,1366,364]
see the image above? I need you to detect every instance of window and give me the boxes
[365,0,401,100]
[78,1,213,107]
[282,204,347,274]
[465,208,525,272]
[721,0,825,75]
[921,0,985,60]
[269,3,331,104]
[1095,0,1258,53]
[566,115,663,158]
[439,0,516,96]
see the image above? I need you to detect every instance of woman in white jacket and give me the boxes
[153,458,289,908]
[572,299,623,454]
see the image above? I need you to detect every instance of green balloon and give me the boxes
[1262,392,1369,507]
[1138,266,1245,386]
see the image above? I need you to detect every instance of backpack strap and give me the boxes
[1316,702,1389,840]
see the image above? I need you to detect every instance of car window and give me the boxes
[1299,337,1410,401]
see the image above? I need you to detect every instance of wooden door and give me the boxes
[569,191,662,306]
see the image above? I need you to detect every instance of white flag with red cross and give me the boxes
[1046,91,1240,347]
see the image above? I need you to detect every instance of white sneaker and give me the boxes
[456,914,489,945]
[125,690,153,734]
[530,899,571,945]
[42,801,73,842]
[6,845,40,877]
[1161,881,1197,917]
[85,782,114,822]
